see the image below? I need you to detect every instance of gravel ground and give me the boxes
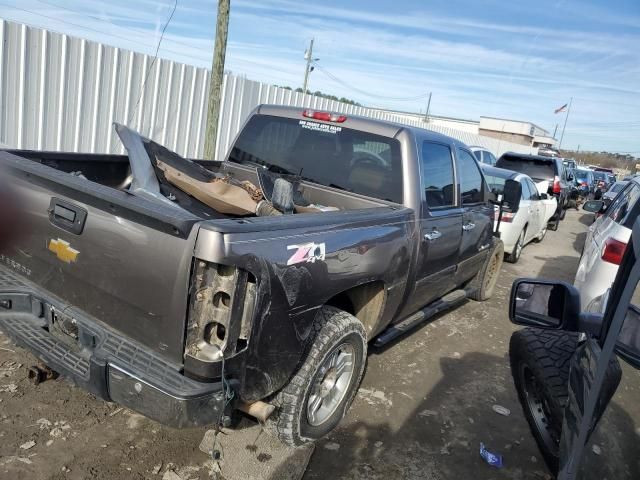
[1,209,639,479]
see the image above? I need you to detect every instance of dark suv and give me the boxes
[496,153,571,230]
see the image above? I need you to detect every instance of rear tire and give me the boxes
[506,228,525,263]
[548,215,559,231]
[509,328,578,475]
[467,238,503,301]
[534,226,547,243]
[559,206,567,220]
[267,306,367,447]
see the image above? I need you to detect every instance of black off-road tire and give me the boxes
[509,328,578,475]
[548,215,560,231]
[467,238,503,301]
[267,306,367,447]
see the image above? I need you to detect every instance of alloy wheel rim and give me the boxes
[306,343,355,426]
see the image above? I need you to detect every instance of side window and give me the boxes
[421,142,455,208]
[619,185,640,227]
[486,152,497,166]
[472,150,483,163]
[457,149,484,204]
[606,184,638,225]
[520,180,531,200]
[527,179,539,200]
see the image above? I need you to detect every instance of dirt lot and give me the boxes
[1,210,639,479]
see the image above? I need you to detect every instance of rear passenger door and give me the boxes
[523,178,542,240]
[456,147,494,282]
[409,141,463,311]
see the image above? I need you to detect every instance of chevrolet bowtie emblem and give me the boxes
[48,239,79,264]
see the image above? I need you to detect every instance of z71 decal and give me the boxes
[287,242,326,266]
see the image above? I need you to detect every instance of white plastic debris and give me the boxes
[20,441,36,450]
[323,442,340,451]
[492,405,511,416]
[418,409,438,418]
[592,444,602,456]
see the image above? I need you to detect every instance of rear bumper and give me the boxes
[0,266,231,428]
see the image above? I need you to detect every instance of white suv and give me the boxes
[575,178,640,308]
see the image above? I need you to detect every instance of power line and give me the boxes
[1,2,205,66]
[34,0,199,52]
[128,0,178,124]
[313,63,429,101]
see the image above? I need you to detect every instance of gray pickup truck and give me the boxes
[0,105,503,446]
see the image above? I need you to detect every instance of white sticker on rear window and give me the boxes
[299,120,342,134]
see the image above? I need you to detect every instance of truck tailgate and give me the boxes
[1,152,201,364]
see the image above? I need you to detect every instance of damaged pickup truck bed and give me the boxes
[0,105,503,446]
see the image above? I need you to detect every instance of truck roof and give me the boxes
[255,104,469,148]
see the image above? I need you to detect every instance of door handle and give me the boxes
[462,222,476,231]
[48,197,87,235]
[424,230,442,241]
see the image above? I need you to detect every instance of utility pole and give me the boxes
[203,0,230,160]
[302,38,314,94]
[558,97,573,150]
[553,124,558,139]
[424,92,432,122]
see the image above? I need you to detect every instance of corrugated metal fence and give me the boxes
[0,19,535,160]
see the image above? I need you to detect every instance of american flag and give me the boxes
[554,103,568,114]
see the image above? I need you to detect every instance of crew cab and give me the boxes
[0,106,503,446]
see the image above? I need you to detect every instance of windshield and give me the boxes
[496,157,555,181]
[593,171,608,181]
[228,114,403,203]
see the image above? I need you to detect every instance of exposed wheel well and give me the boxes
[326,281,386,340]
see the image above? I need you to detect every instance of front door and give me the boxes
[456,147,493,283]
[407,140,463,313]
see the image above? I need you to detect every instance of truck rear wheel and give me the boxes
[267,306,367,446]
[467,238,503,301]
[509,328,578,475]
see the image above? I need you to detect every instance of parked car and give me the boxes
[481,165,557,263]
[603,180,629,206]
[572,166,595,197]
[0,105,505,447]
[469,146,497,166]
[592,170,612,199]
[575,177,640,309]
[496,153,571,230]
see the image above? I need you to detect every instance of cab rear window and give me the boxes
[228,115,403,203]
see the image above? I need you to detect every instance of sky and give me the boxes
[2,0,639,153]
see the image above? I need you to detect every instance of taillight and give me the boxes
[495,211,514,223]
[302,110,347,123]
[601,238,627,265]
[553,176,561,194]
